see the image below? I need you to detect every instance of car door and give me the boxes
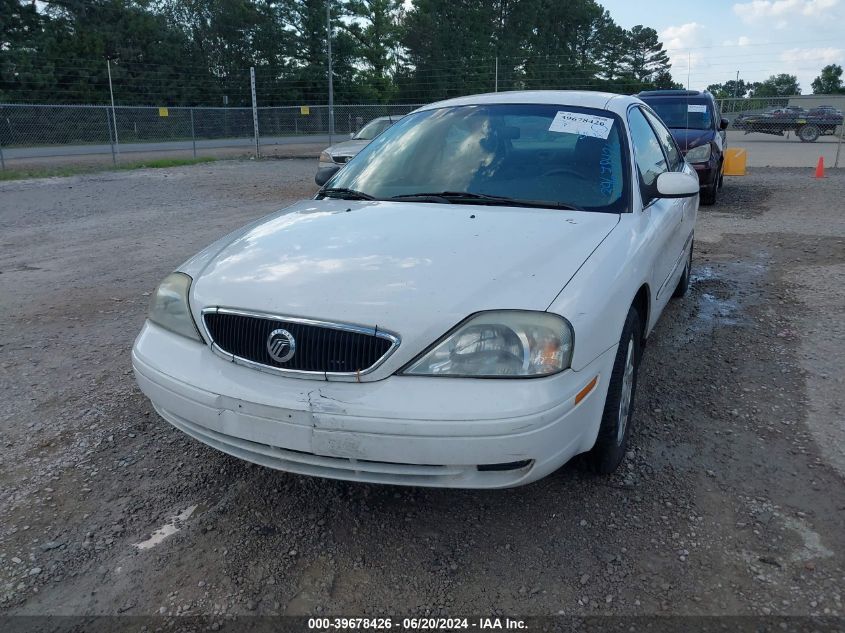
[641,107,697,271]
[627,106,689,310]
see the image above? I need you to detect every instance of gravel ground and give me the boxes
[0,160,843,620]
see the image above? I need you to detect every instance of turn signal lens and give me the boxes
[574,376,598,405]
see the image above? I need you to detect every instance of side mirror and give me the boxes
[719,118,729,130]
[315,165,341,186]
[656,172,699,198]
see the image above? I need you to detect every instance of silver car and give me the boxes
[315,116,398,185]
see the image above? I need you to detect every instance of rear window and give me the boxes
[640,97,713,131]
[354,119,394,140]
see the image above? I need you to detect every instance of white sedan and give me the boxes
[132,91,699,488]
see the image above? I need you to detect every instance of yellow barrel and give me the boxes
[724,147,747,176]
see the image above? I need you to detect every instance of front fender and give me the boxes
[547,215,650,372]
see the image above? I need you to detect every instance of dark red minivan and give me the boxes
[637,90,729,205]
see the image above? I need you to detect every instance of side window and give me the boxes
[628,107,668,205]
[642,108,683,172]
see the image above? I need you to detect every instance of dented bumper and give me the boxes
[132,322,615,488]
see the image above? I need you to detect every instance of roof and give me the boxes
[416,90,641,116]
[637,89,707,98]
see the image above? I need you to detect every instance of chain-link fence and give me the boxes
[716,96,845,144]
[2,95,844,170]
[0,102,424,168]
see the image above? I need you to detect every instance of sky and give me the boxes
[599,0,845,94]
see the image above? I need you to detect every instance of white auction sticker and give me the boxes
[688,104,707,113]
[548,111,614,139]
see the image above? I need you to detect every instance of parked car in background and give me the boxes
[808,105,843,118]
[770,106,808,118]
[133,90,700,488]
[315,116,399,185]
[637,89,727,205]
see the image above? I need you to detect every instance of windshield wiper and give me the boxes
[392,191,507,202]
[391,191,582,211]
[319,187,375,201]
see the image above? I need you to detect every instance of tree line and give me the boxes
[1,0,679,106]
[707,65,845,100]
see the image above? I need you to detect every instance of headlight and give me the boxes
[685,144,711,163]
[147,272,202,341]
[402,311,573,378]
[319,151,333,163]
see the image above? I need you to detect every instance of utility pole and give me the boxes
[250,67,260,158]
[326,0,335,145]
[733,70,740,99]
[106,58,119,154]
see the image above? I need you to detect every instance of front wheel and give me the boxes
[584,307,642,474]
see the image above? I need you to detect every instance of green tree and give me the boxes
[811,64,844,94]
[521,0,612,91]
[0,0,49,102]
[751,73,800,97]
[343,0,404,102]
[706,79,750,99]
[1,0,682,107]
[400,0,494,101]
[158,0,285,105]
[653,70,684,90]
[595,20,629,86]
[11,0,206,105]
[620,25,671,89]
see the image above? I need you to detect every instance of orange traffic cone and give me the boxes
[815,156,826,178]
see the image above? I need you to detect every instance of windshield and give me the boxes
[643,98,713,130]
[353,118,394,140]
[325,104,628,213]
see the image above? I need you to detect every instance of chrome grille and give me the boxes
[202,309,398,376]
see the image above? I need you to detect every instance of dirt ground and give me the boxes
[1,160,843,622]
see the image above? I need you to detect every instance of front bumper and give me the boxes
[132,322,615,488]
[690,156,720,190]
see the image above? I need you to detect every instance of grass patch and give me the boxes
[0,166,83,181]
[0,156,217,181]
[116,157,217,170]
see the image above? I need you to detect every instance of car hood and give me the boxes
[183,199,619,379]
[324,139,369,158]
[669,127,715,152]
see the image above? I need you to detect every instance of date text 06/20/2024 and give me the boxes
[307,617,527,630]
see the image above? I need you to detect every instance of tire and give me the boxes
[583,306,642,474]
[798,124,820,142]
[700,184,717,206]
[672,241,693,299]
